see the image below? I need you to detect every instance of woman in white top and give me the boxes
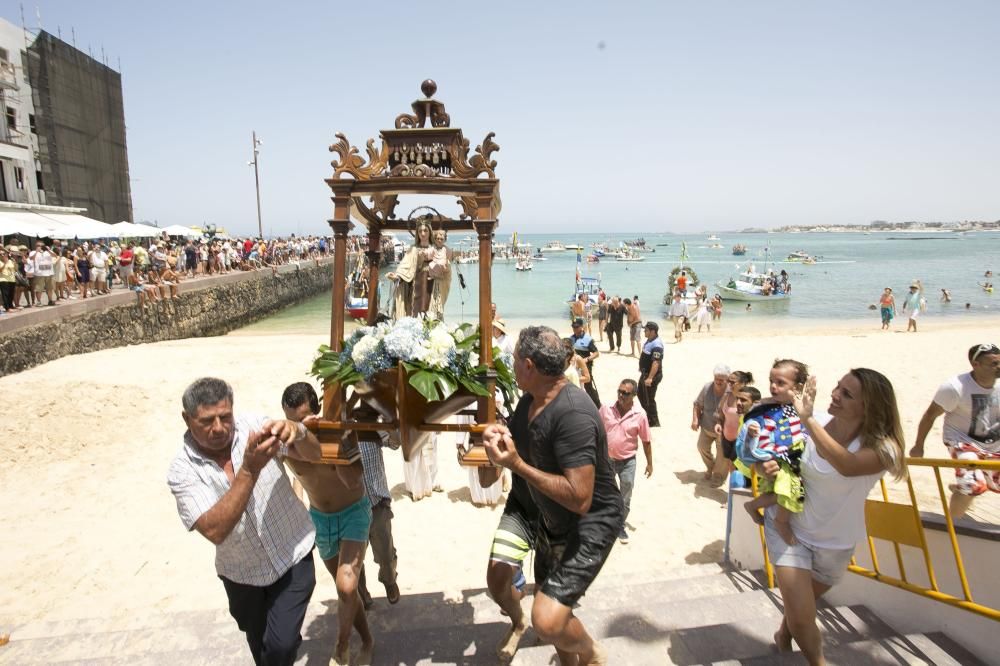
[759,368,906,665]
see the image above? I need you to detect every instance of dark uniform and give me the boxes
[638,331,664,427]
[571,327,601,407]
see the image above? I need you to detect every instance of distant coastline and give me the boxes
[736,220,998,234]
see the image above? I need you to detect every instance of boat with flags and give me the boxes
[661,242,702,309]
[568,247,602,305]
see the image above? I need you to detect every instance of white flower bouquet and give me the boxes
[311,316,517,407]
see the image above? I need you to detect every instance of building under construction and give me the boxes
[25,30,132,223]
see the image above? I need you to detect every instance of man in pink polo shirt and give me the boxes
[599,378,653,544]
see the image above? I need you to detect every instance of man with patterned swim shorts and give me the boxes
[911,343,1000,519]
[484,326,624,665]
[281,382,373,666]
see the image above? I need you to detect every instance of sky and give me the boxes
[4,1,999,235]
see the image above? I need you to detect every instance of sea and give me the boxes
[236,231,1000,336]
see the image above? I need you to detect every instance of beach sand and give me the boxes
[2,315,999,631]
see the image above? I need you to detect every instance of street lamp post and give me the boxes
[249,131,263,239]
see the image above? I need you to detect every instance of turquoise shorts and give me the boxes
[310,497,372,562]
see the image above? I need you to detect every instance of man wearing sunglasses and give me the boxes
[911,343,1000,519]
[599,379,652,544]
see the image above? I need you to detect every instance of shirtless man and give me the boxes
[280,382,373,666]
[158,265,183,300]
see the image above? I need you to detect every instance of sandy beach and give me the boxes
[2,315,999,634]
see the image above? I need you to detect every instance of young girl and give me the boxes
[737,359,810,546]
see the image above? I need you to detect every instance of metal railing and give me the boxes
[751,457,1000,622]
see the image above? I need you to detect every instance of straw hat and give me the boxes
[493,319,508,334]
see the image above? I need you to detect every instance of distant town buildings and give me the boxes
[0,19,131,223]
[748,220,1000,233]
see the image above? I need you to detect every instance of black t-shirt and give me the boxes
[508,384,623,539]
[607,304,625,328]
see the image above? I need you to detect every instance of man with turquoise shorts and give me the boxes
[281,383,373,666]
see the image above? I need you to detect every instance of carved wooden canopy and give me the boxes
[326,80,501,230]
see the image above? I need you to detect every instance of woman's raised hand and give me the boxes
[791,376,818,420]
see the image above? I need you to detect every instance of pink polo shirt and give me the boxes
[599,402,651,461]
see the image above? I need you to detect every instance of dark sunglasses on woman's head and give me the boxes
[972,344,1000,362]
[617,389,634,397]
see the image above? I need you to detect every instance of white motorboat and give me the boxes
[716,267,791,302]
[543,241,567,252]
[515,259,533,271]
[564,243,584,251]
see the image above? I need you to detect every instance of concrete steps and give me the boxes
[0,567,986,665]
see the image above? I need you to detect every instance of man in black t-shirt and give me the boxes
[484,325,623,665]
[606,296,625,353]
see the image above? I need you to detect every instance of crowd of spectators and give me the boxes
[0,234,336,315]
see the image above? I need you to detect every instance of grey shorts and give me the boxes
[764,515,854,586]
[630,322,643,342]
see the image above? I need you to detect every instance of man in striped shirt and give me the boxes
[167,377,322,666]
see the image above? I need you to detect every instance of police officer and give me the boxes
[638,321,664,426]
[570,317,601,406]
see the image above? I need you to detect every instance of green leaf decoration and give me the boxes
[408,369,441,402]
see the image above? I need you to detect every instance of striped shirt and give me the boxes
[359,435,391,506]
[167,414,315,586]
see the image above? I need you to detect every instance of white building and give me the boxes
[0,18,42,206]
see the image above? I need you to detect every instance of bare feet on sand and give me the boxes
[496,620,528,661]
[744,503,765,526]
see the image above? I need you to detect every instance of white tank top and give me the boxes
[787,413,887,550]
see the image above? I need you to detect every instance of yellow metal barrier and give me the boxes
[753,457,1000,622]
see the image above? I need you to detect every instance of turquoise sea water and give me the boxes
[237,231,1000,335]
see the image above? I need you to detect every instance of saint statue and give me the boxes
[387,219,434,318]
[423,229,455,320]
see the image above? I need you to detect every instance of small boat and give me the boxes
[587,254,600,263]
[532,252,547,261]
[543,241,567,252]
[732,244,747,256]
[568,275,602,307]
[616,248,645,262]
[802,257,817,265]
[457,255,478,264]
[710,243,723,249]
[786,250,811,261]
[515,259,533,271]
[707,234,720,241]
[346,296,369,319]
[564,243,584,251]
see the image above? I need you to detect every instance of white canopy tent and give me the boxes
[0,210,58,237]
[110,221,162,238]
[161,224,200,237]
[39,213,117,240]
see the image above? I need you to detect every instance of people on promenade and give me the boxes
[279,383,374,665]
[600,378,653,544]
[74,248,90,300]
[88,245,109,296]
[668,293,688,342]
[0,247,16,312]
[626,297,642,355]
[606,296,625,353]
[693,364,732,485]
[484,326,623,665]
[759,369,906,665]
[878,287,896,330]
[167,377,322,666]
[29,241,57,306]
[570,317,601,407]
[902,281,924,332]
[910,343,1000,519]
[637,321,664,427]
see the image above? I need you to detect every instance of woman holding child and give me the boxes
[755,363,906,665]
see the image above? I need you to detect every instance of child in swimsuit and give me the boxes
[736,359,810,546]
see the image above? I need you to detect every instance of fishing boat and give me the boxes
[515,258,533,271]
[567,249,602,305]
[715,244,792,301]
[615,247,645,262]
[346,296,369,319]
[785,250,811,261]
[732,244,747,256]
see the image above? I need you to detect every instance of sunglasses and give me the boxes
[972,344,1000,362]
[617,389,634,397]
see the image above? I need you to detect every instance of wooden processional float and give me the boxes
[310,80,503,483]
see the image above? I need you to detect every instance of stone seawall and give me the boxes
[0,259,337,377]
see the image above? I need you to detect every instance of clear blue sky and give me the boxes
[6,1,999,235]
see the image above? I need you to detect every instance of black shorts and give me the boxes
[722,437,737,461]
[535,527,615,607]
